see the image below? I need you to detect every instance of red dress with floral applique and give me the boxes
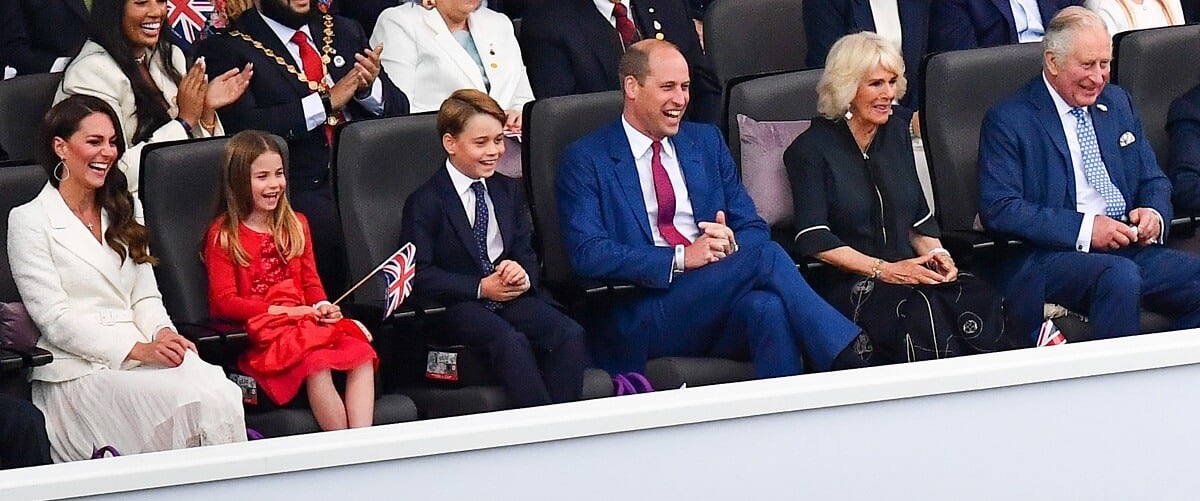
[203,214,377,405]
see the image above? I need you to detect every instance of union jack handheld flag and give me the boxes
[168,0,218,49]
[380,242,417,320]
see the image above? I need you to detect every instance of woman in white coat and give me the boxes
[7,95,246,462]
[54,0,252,198]
[371,0,533,131]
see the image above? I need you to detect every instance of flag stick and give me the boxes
[332,258,392,306]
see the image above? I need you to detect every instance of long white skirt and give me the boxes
[33,351,247,462]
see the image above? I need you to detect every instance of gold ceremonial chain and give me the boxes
[227,15,337,92]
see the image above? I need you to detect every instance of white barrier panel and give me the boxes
[5,329,1200,500]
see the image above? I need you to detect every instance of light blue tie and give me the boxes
[1070,107,1126,219]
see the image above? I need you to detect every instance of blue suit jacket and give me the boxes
[979,77,1172,251]
[556,120,769,291]
[930,0,1081,52]
[1167,82,1200,213]
[803,0,929,110]
[400,168,544,304]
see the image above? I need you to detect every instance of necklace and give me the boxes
[226,15,338,92]
[69,205,97,232]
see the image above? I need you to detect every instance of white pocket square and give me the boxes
[1119,131,1136,147]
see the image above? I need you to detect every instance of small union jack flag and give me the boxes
[168,0,217,49]
[1036,319,1066,347]
[380,242,417,320]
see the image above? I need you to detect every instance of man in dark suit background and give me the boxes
[930,0,1082,52]
[196,0,409,294]
[0,394,51,469]
[978,7,1200,342]
[519,0,720,124]
[0,0,88,76]
[401,89,586,407]
[556,40,870,378]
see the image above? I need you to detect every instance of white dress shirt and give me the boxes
[1010,0,1047,42]
[1042,75,1163,252]
[446,160,503,263]
[259,11,384,131]
[869,0,904,53]
[621,117,702,246]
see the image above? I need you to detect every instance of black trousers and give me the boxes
[290,184,347,298]
[443,295,588,408]
[0,394,51,469]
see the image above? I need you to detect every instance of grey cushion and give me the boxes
[737,114,810,227]
[645,357,755,390]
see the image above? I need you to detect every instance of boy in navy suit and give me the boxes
[400,89,587,407]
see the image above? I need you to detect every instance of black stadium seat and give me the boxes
[140,137,418,436]
[920,42,1172,339]
[523,91,754,388]
[1112,23,1200,170]
[703,0,807,86]
[0,164,54,398]
[0,73,63,162]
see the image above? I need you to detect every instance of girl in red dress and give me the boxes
[203,130,377,430]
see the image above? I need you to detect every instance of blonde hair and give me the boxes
[211,130,305,267]
[816,32,907,121]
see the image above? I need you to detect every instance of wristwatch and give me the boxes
[318,90,339,126]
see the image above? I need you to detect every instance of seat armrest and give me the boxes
[0,345,52,371]
[343,297,448,324]
[175,321,248,345]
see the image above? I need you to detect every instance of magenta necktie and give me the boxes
[651,140,690,246]
[612,0,640,48]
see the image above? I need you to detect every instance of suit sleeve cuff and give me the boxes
[1076,212,1097,253]
[353,79,385,115]
[302,92,326,131]
[1146,208,1166,243]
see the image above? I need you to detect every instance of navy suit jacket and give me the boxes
[519,0,720,122]
[803,0,929,110]
[400,168,544,304]
[930,0,1081,52]
[979,77,1172,252]
[0,0,87,75]
[1167,82,1200,212]
[556,120,769,290]
[195,10,410,182]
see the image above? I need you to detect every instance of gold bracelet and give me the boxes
[870,258,884,280]
[198,117,216,131]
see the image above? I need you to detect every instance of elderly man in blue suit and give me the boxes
[556,40,870,379]
[979,6,1200,342]
[931,0,1082,52]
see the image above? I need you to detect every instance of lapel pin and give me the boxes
[1119,131,1136,147]
[653,20,662,30]
[655,32,664,40]
[490,62,499,69]
[1096,103,1108,112]
[648,7,655,13]
[333,55,346,68]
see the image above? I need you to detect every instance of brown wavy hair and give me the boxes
[212,130,304,267]
[39,94,155,264]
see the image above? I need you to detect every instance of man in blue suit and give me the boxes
[930,0,1082,52]
[979,7,1200,342]
[0,394,50,469]
[556,40,869,377]
[1166,82,1200,212]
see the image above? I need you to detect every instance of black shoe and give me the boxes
[831,332,875,370]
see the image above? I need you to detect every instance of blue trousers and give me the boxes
[597,241,861,376]
[443,295,588,407]
[0,395,50,469]
[1011,245,1200,341]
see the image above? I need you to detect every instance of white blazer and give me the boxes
[54,40,223,196]
[7,184,176,383]
[1085,0,1185,34]
[371,4,535,113]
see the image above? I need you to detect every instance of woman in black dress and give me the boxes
[786,32,1001,363]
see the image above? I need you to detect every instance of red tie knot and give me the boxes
[290,30,309,45]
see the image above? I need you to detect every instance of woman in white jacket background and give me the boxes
[371,0,534,132]
[7,95,245,462]
[1085,0,1185,33]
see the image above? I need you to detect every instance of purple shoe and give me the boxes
[91,445,120,459]
[247,428,265,441]
[623,372,654,393]
[612,374,637,395]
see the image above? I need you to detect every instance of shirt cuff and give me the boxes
[1076,212,1097,253]
[353,79,385,116]
[312,300,332,309]
[476,281,483,299]
[1145,208,1166,244]
[301,92,326,131]
[51,57,71,73]
[668,244,685,283]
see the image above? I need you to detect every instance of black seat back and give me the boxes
[704,0,806,85]
[0,73,63,162]
[724,68,823,167]
[0,164,49,303]
[333,113,444,306]
[522,91,624,285]
[140,136,288,325]
[920,42,1044,235]
[1112,24,1200,173]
